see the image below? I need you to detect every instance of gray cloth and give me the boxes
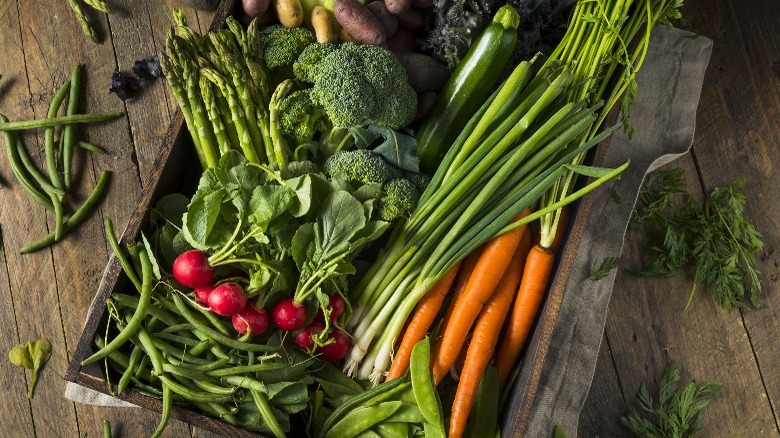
[522,26,713,437]
[64,25,714,433]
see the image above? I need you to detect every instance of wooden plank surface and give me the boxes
[0,0,777,437]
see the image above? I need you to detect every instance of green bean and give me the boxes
[324,401,402,438]
[188,337,216,357]
[152,332,202,348]
[172,357,231,372]
[117,345,143,395]
[192,401,241,425]
[44,79,71,192]
[410,337,444,434]
[112,294,178,327]
[62,64,82,188]
[206,362,287,377]
[103,420,112,438]
[319,375,407,438]
[82,245,151,366]
[220,375,266,393]
[104,218,142,291]
[170,294,277,353]
[150,383,172,438]
[0,118,54,210]
[153,337,212,365]
[77,140,107,154]
[136,327,165,375]
[135,355,151,379]
[161,364,224,388]
[181,296,231,336]
[158,375,233,403]
[131,379,164,398]
[15,137,65,196]
[193,379,236,396]
[0,112,123,131]
[252,390,285,438]
[19,170,110,254]
[159,323,194,334]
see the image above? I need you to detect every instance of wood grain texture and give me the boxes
[576,334,626,438]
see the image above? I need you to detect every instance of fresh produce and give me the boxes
[366,1,397,38]
[232,305,270,335]
[431,209,530,383]
[448,231,529,437]
[621,363,721,437]
[274,0,305,28]
[272,297,308,330]
[172,249,215,287]
[8,338,52,399]
[333,0,386,46]
[415,5,520,172]
[243,0,272,17]
[311,5,336,43]
[1,65,117,254]
[208,282,249,316]
[393,52,451,93]
[631,170,763,311]
[68,0,105,43]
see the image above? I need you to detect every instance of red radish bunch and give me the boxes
[294,321,324,351]
[208,282,247,316]
[318,329,351,361]
[232,305,269,336]
[173,250,214,287]
[315,295,346,322]
[271,298,307,331]
[194,283,216,305]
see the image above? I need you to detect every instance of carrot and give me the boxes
[432,208,531,384]
[449,231,530,438]
[385,262,461,380]
[431,244,484,355]
[494,243,555,386]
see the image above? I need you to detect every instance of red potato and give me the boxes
[414,90,437,123]
[394,51,450,92]
[396,5,424,30]
[385,0,412,15]
[243,0,271,17]
[386,27,418,52]
[334,0,387,46]
[366,1,398,38]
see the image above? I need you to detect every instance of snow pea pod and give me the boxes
[410,337,445,435]
[468,366,499,438]
[325,401,403,438]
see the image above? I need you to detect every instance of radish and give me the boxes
[232,305,269,336]
[173,250,214,288]
[272,297,307,331]
[293,321,324,351]
[194,283,216,305]
[318,329,350,361]
[208,282,247,316]
[315,294,347,322]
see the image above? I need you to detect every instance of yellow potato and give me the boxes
[311,6,335,44]
[274,0,304,28]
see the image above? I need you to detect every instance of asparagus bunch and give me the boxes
[162,10,285,170]
[68,0,111,43]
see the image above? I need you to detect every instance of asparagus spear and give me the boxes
[68,0,98,43]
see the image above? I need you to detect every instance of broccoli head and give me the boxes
[405,172,433,192]
[304,43,417,129]
[260,25,315,72]
[379,178,420,221]
[324,149,402,185]
[293,43,339,83]
[277,89,329,143]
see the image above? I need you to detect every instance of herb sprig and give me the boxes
[621,363,721,438]
[586,256,621,281]
[631,170,763,311]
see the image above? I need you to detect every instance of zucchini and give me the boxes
[415,5,520,173]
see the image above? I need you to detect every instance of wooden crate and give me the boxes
[64,1,612,435]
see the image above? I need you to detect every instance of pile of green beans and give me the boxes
[0,64,120,254]
[87,218,312,438]
[315,337,446,438]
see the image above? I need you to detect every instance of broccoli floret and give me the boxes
[324,149,401,185]
[294,43,338,83]
[305,43,417,129]
[379,178,420,221]
[260,25,315,72]
[277,89,329,143]
[405,172,433,192]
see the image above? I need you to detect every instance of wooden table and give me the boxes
[0,1,776,437]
